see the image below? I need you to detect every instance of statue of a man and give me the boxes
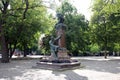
[55,13,66,48]
[49,13,69,60]
[55,13,66,31]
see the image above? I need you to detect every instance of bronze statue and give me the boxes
[55,13,66,31]
[55,13,66,48]
[49,13,68,60]
[49,34,61,59]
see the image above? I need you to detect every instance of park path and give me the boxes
[0,56,120,80]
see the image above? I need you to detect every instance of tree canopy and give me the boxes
[90,0,120,58]
[0,0,120,62]
[0,0,55,62]
[57,1,89,56]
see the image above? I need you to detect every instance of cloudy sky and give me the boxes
[70,0,92,20]
[46,0,92,20]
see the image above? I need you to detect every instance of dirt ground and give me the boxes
[0,56,120,80]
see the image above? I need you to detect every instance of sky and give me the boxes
[46,0,92,20]
[70,0,92,20]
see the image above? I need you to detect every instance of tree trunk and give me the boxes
[0,0,10,63]
[104,38,107,59]
[103,17,107,59]
[23,50,27,57]
[9,43,16,59]
[23,45,27,57]
[0,27,9,63]
[104,49,107,59]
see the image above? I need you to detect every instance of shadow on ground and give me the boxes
[80,59,120,74]
[0,60,37,80]
[0,57,120,80]
[52,70,88,80]
[0,59,88,80]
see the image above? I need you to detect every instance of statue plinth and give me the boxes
[58,50,70,60]
[55,21,69,60]
[57,28,66,48]
[56,27,70,60]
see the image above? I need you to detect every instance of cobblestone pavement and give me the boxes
[0,56,120,80]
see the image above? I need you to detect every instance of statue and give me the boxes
[49,13,69,60]
[49,34,61,60]
[55,13,66,48]
[37,13,80,70]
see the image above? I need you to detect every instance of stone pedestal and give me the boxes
[57,28,66,48]
[56,23,69,60]
[57,50,70,60]
[36,61,81,70]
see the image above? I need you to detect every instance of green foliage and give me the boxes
[6,0,46,49]
[114,43,120,52]
[57,1,89,55]
[57,0,77,15]
[90,0,120,56]
[39,34,51,55]
[89,44,100,53]
[0,0,55,58]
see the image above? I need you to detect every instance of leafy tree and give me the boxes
[0,0,54,62]
[89,43,100,55]
[90,0,120,58]
[57,1,89,56]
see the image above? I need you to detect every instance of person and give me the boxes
[49,34,62,59]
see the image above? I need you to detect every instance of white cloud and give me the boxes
[46,0,92,20]
[70,0,92,20]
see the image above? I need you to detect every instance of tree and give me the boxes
[90,0,120,58]
[57,1,89,56]
[0,0,10,63]
[89,43,100,55]
[0,0,54,62]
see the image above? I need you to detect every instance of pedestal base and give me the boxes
[33,49,80,70]
[34,59,81,70]
[57,50,70,60]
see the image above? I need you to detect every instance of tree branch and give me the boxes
[2,0,5,5]
[1,0,9,13]
[0,7,3,12]
[8,4,49,11]
[23,0,29,19]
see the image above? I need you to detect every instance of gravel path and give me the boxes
[0,56,120,80]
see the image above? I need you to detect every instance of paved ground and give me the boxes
[0,56,120,80]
